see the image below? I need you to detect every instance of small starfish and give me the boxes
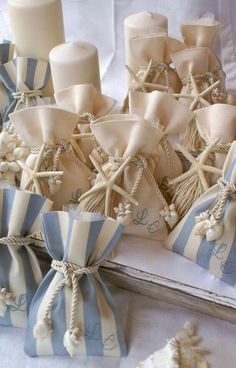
[169,138,222,191]
[79,154,139,216]
[17,143,64,196]
[126,59,169,93]
[70,133,94,164]
[172,73,220,111]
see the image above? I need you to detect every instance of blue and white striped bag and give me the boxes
[25,211,127,357]
[0,187,52,328]
[165,143,236,287]
[0,56,51,122]
[0,40,14,126]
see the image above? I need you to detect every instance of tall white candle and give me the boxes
[124,11,168,77]
[49,41,101,93]
[8,0,65,96]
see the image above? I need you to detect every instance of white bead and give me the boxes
[194,220,208,236]
[8,162,20,173]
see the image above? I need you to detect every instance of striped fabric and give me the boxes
[165,156,236,288]
[0,56,51,122]
[0,40,14,126]
[0,188,52,328]
[25,211,127,357]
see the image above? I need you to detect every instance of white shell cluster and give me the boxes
[0,128,30,185]
[114,201,132,225]
[0,287,14,318]
[194,212,224,242]
[160,204,179,229]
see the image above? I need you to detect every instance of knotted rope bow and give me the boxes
[12,90,42,110]
[33,259,98,356]
[194,177,236,241]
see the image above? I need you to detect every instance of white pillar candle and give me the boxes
[49,41,101,93]
[8,0,65,96]
[124,11,168,77]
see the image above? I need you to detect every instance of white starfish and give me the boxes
[126,59,169,93]
[172,73,220,111]
[70,133,94,164]
[17,143,64,196]
[169,138,222,191]
[79,154,139,216]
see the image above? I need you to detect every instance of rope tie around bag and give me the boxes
[31,140,94,180]
[206,142,231,154]
[33,259,98,356]
[79,112,95,123]
[12,90,42,110]
[194,177,236,241]
[162,136,175,178]
[0,236,33,247]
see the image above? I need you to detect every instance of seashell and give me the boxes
[160,204,179,229]
[0,162,9,172]
[5,152,16,162]
[206,221,224,242]
[193,220,209,236]
[13,147,30,158]
[0,131,11,143]
[7,141,16,152]
[8,162,20,173]
[33,319,52,341]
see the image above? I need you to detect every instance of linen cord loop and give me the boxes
[0,235,33,247]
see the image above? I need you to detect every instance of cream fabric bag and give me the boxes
[181,15,221,48]
[0,187,52,328]
[10,106,93,210]
[165,142,236,287]
[195,104,236,181]
[78,114,177,239]
[54,84,116,168]
[129,90,193,184]
[128,36,187,93]
[171,47,226,150]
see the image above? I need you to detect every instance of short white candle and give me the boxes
[49,41,101,93]
[8,0,65,60]
[8,0,65,96]
[124,11,168,77]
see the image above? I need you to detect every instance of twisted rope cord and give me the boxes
[42,260,98,336]
[31,140,94,178]
[208,177,236,221]
[12,90,42,110]
[0,236,33,247]
[205,142,231,154]
[162,136,175,178]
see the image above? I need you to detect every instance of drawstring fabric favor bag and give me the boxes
[25,211,127,357]
[195,103,236,184]
[129,90,193,188]
[0,57,51,123]
[10,106,94,209]
[171,47,227,151]
[0,187,52,328]
[55,84,116,168]
[79,114,178,238]
[165,142,236,287]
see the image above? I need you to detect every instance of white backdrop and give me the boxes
[0,0,236,104]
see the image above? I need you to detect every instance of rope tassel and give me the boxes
[194,177,236,242]
[33,260,98,357]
